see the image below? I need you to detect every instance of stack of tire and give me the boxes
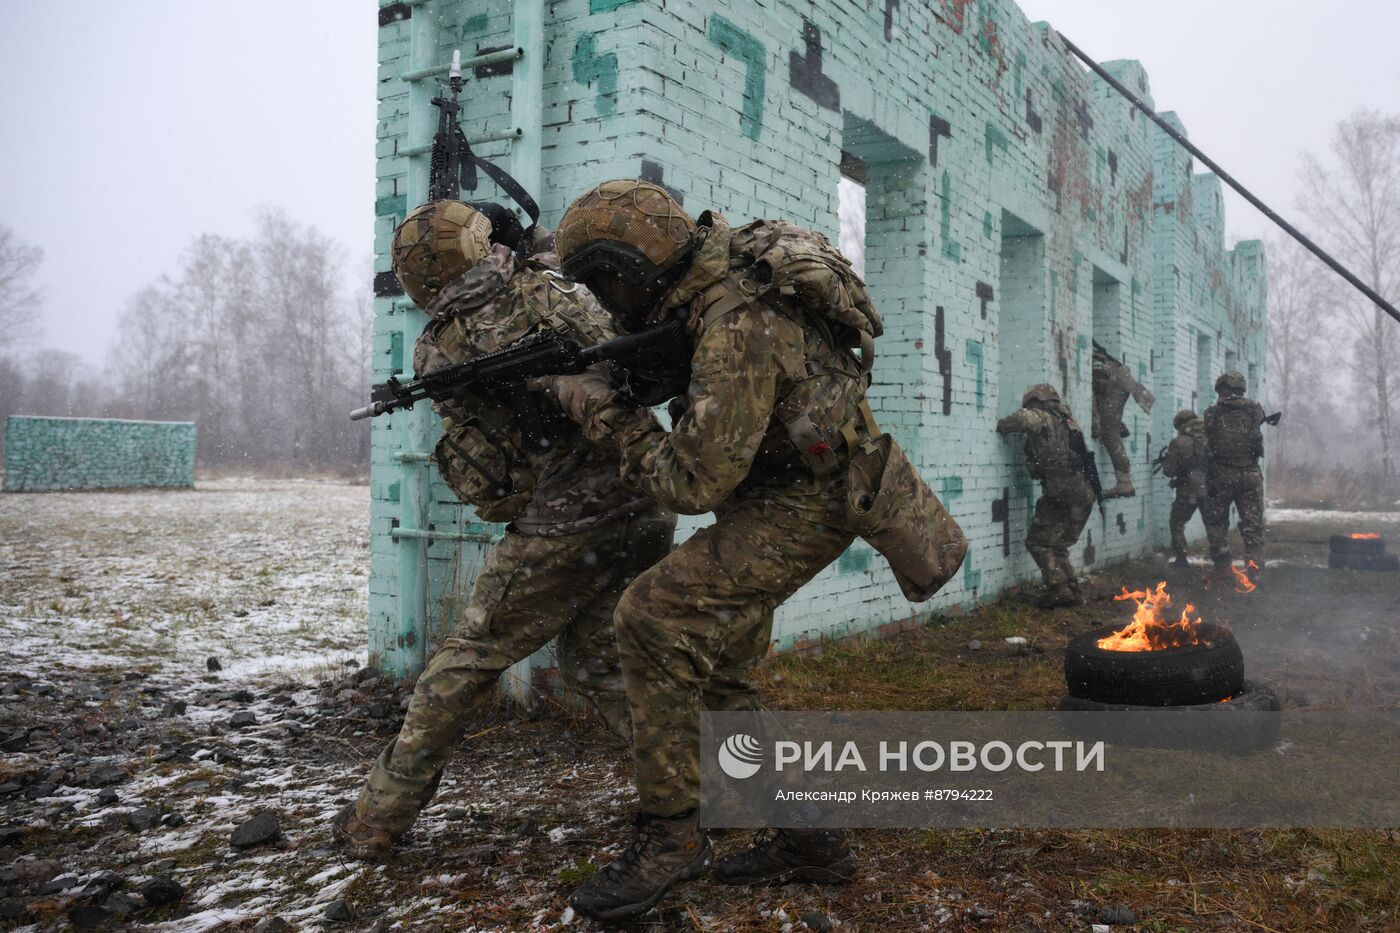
[1328,534,1400,572]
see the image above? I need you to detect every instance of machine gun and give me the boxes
[428,50,540,228]
[350,317,691,431]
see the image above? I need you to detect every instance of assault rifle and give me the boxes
[1262,411,1282,426]
[349,317,691,429]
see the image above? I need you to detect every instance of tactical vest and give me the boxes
[1024,409,1080,481]
[1206,398,1263,467]
[694,220,883,478]
[420,258,613,513]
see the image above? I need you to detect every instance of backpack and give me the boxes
[1206,399,1263,465]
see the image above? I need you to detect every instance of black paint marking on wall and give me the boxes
[789,20,840,111]
[1048,168,1063,212]
[992,487,1011,557]
[1144,432,1153,464]
[1149,349,1156,372]
[379,3,411,26]
[374,271,404,298]
[1116,513,1127,535]
[474,45,515,78]
[1107,149,1119,184]
[884,0,900,41]
[935,306,953,415]
[1083,529,1096,565]
[976,281,994,320]
[929,115,952,167]
[1074,100,1094,139]
[640,160,685,205]
[1119,225,1129,265]
[1025,89,1042,134]
[1056,339,1071,397]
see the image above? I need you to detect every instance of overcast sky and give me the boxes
[1,1,1396,365]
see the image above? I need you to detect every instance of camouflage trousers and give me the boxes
[1098,410,1132,484]
[613,490,855,817]
[357,508,675,834]
[1169,492,1202,555]
[1202,465,1265,564]
[1026,474,1095,586]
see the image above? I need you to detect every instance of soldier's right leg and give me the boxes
[1025,494,1063,588]
[1201,476,1233,570]
[342,531,613,853]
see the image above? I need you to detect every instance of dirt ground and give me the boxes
[1,482,1397,932]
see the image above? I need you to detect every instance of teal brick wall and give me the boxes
[3,416,196,492]
[371,0,1265,672]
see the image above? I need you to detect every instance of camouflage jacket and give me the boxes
[1161,421,1208,499]
[571,212,874,515]
[1091,354,1153,433]
[1204,396,1265,468]
[415,245,657,535]
[996,403,1083,481]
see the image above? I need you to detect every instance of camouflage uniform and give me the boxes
[997,391,1095,600]
[1160,410,1208,562]
[565,212,881,818]
[1091,348,1154,497]
[354,244,674,837]
[1202,376,1266,568]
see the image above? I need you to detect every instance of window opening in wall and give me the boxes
[1196,333,1214,412]
[998,210,1046,416]
[1091,266,1123,358]
[838,151,867,279]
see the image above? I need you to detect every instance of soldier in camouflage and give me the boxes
[1091,344,1155,499]
[1160,409,1208,567]
[1202,371,1266,577]
[332,200,674,860]
[997,385,1096,608]
[543,179,906,921]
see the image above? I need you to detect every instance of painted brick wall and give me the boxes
[3,417,196,492]
[370,0,1265,674]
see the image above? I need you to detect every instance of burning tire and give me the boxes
[1064,624,1244,707]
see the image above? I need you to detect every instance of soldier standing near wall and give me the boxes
[333,200,675,860]
[1091,343,1155,498]
[997,385,1096,608]
[1160,409,1208,567]
[543,179,964,921]
[1202,371,1266,578]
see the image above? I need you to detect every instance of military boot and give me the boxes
[569,811,711,922]
[713,828,856,886]
[1171,552,1191,568]
[1104,479,1136,499]
[1037,583,1082,609]
[331,802,395,861]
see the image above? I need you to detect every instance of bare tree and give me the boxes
[1264,234,1331,469]
[0,224,44,351]
[1298,111,1400,477]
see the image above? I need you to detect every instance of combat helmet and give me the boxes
[392,200,494,308]
[1173,409,1199,431]
[1215,371,1246,397]
[1022,384,1061,407]
[555,179,697,326]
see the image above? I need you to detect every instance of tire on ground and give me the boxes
[1064,625,1244,706]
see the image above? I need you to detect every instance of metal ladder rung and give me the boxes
[399,127,522,158]
[401,47,523,82]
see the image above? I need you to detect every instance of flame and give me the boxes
[1230,561,1258,593]
[1350,533,1381,540]
[1099,581,1214,652]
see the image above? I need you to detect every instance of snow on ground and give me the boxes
[0,479,368,680]
[1269,507,1400,526]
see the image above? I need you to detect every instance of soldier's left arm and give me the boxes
[570,307,793,514]
[996,408,1040,436]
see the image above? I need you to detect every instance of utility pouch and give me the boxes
[843,432,968,602]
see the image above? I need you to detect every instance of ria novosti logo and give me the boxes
[717,733,764,779]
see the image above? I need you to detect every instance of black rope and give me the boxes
[1058,32,1400,327]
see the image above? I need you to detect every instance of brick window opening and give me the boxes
[1092,266,1123,358]
[838,151,867,279]
[997,210,1047,416]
